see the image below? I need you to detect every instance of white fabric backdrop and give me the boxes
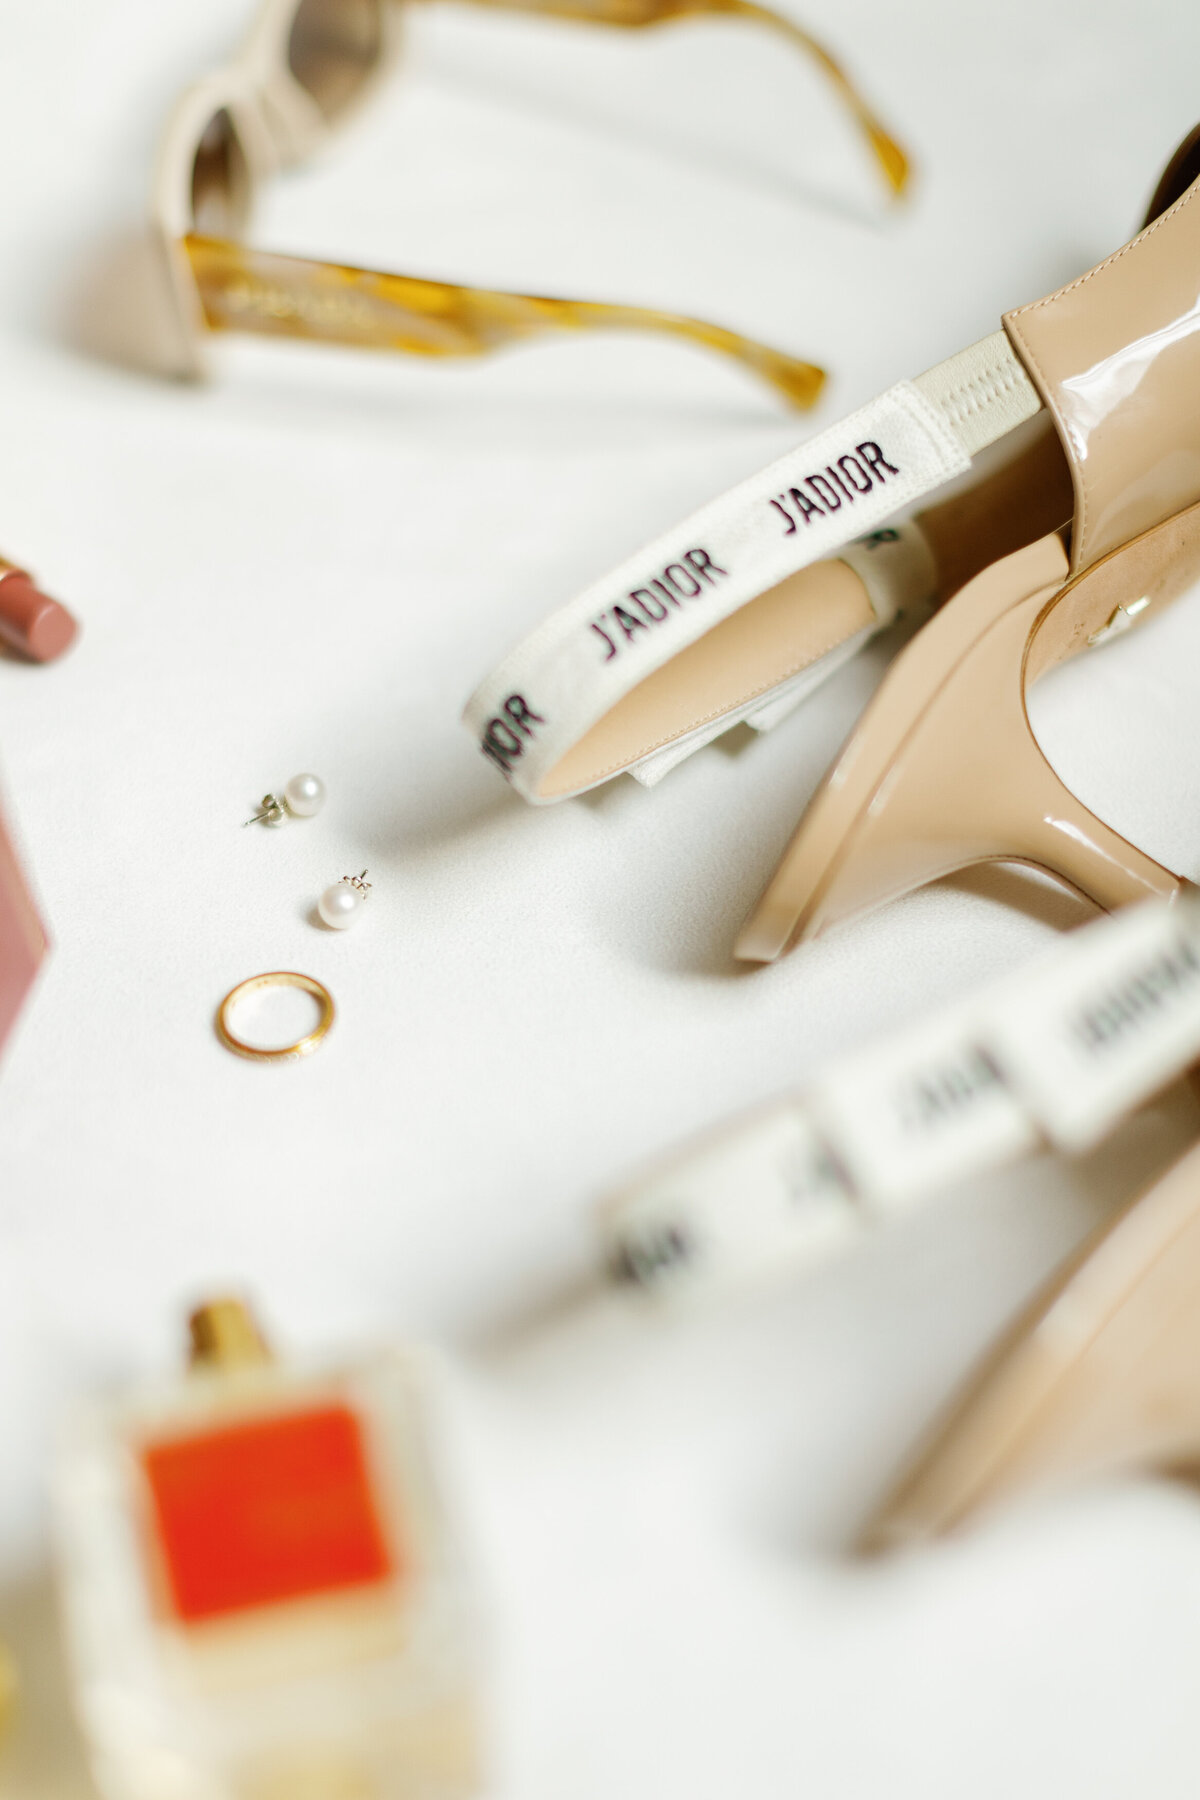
[4,1,1200,1793]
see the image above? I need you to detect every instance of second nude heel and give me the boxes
[865,1132,1200,1547]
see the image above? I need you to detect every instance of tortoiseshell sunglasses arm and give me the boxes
[184,236,825,408]
[442,0,910,198]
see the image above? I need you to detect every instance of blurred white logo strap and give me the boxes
[602,895,1200,1309]
[603,1104,860,1304]
[987,889,1200,1152]
[463,382,971,801]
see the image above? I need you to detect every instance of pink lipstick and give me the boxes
[0,559,78,662]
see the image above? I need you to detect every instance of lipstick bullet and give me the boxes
[0,561,78,662]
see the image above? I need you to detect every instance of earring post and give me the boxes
[243,794,286,827]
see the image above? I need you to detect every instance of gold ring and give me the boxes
[215,971,335,1063]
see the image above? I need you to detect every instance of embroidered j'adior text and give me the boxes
[770,440,900,535]
[589,547,728,663]
[897,1045,1006,1136]
[480,694,545,777]
[1070,936,1200,1054]
[461,381,972,803]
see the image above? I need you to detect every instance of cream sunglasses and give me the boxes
[150,0,909,405]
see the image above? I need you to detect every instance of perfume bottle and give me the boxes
[55,1299,480,1800]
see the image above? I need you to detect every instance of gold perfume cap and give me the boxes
[188,1297,273,1371]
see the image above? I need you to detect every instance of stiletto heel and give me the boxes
[736,511,1200,955]
[865,1134,1200,1548]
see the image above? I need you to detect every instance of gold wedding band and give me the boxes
[215,971,335,1063]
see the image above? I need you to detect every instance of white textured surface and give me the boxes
[4,2,1200,1795]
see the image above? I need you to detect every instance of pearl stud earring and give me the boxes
[243,773,326,827]
[318,870,372,929]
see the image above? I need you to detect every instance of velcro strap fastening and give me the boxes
[464,381,971,802]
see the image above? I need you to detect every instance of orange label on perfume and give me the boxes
[141,1404,396,1623]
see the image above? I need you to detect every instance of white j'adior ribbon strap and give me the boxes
[464,332,1042,801]
[601,894,1200,1310]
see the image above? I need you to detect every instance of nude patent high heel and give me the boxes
[466,127,1200,937]
[736,130,1200,958]
[865,1132,1200,1547]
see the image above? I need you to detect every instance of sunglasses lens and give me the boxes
[190,108,252,236]
[287,0,384,121]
